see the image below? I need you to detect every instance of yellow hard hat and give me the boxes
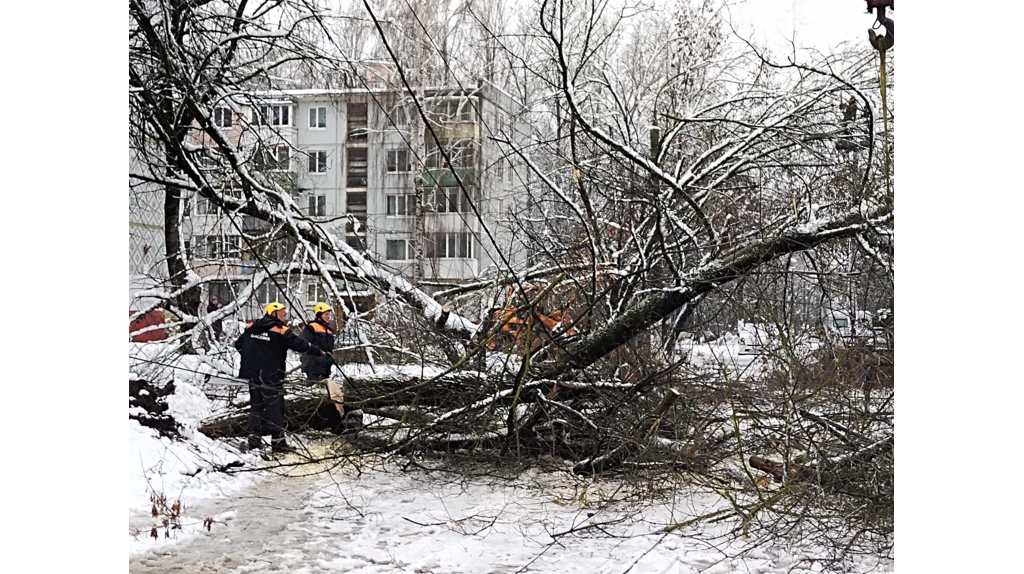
[264,302,286,315]
[313,302,333,315]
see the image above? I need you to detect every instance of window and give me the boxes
[308,150,327,174]
[214,107,233,128]
[386,149,411,172]
[425,140,477,169]
[223,235,242,259]
[386,239,413,260]
[257,282,284,306]
[252,104,290,126]
[425,232,473,259]
[209,282,237,304]
[309,106,327,129]
[449,140,476,168]
[424,186,476,213]
[265,237,297,261]
[386,194,414,216]
[257,144,290,171]
[308,194,327,217]
[196,197,220,216]
[428,97,475,122]
[347,148,368,187]
[347,103,368,141]
[307,283,329,304]
[392,105,408,126]
[206,236,221,258]
[345,235,364,251]
[200,235,241,259]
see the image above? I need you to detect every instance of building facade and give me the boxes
[130,84,528,320]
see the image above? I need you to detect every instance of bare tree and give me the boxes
[131,0,894,567]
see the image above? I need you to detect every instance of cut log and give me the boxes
[199,373,632,439]
[749,456,816,483]
[436,305,451,329]
[200,389,347,438]
[326,378,345,417]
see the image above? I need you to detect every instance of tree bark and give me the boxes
[533,205,889,379]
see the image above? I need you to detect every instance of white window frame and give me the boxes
[386,149,411,173]
[223,235,242,259]
[426,232,473,259]
[265,144,290,172]
[257,282,284,306]
[386,239,413,261]
[385,193,414,217]
[213,107,233,128]
[392,105,409,127]
[196,197,221,217]
[308,194,327,217]
[253,104,291,127]
[425,186,475,214]
[308,150,328,174]
[307,282,329,304]
[199,235,242,259]
[309,106,327,129]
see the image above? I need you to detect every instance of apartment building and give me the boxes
[146,83,527,319]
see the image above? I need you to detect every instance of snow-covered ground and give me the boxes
[129,453,890,574]
[128,344,891,573]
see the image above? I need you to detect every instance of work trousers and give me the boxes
[248,382,285,440]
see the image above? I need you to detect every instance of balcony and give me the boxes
[420,168,479,188]
[426,121,478,142]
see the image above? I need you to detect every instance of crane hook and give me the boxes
[865,0,894,51]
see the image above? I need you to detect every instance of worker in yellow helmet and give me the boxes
[234,302,328,453]
[299,302,340,382]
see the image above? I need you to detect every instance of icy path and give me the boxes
[129,455,890,574]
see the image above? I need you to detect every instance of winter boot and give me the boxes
[245,435,266,452]
[271,438,296,454]
[341,410,364,432]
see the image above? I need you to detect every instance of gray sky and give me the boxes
[726,0,880,53]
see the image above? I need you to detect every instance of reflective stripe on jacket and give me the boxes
[234,315,318,384]
[299,318,336,379]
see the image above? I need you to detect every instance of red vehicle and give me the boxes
[129,310,167,342]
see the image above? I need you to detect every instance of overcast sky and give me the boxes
[725,0,881,53]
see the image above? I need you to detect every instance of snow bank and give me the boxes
[129,344,263,552]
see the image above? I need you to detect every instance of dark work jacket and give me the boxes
[299,318,335,379]
[234,315,319,385]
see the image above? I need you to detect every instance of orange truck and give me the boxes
[489,284,578,351]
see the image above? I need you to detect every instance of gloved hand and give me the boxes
[323,352,336,364]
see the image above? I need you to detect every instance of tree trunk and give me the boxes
[163,147,201,347]
[533,205,888,380]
